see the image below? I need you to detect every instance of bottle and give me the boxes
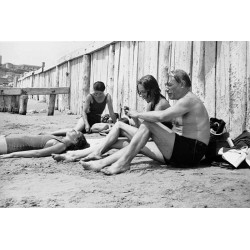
[226,137,234,148]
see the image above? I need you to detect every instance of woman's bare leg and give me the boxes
[81,121,138,161]
[52,138,130,162]
[102,122,176,175]
[80,146,130,171]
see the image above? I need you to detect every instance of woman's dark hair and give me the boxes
[137,75,164,110]
[171,69,191,87]
[67,132,90,151]
[93,81,105,91]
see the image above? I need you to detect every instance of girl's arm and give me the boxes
[106,94,117,123]
[0,143,66,159]
[82,95,92,132]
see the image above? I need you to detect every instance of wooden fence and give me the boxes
[16,41,250,138]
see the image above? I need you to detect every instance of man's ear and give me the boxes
[180,80,185,88]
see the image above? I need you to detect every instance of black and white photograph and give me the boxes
[1,0,249,249]
[1,40,250,208]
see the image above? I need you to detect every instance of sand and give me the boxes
[0,99,250,208]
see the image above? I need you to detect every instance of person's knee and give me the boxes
[139,122,151,135]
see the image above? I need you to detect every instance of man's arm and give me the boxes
[129,97,191,123]
[106,94,117,123]
[0,143,66,158]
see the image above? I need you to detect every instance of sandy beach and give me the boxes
[0,99,250,208]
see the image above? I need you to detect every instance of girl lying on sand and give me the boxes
[0,130,89,159]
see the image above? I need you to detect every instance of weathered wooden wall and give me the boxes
[17,41,250,138]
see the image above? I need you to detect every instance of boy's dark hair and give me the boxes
[67,132,90,151]
[137,75,165,110]
[171,69,191,88]
[93,81,105,91]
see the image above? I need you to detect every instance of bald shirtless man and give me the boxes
[80,69,210,175]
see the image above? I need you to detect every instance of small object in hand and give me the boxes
[124,106,130,117]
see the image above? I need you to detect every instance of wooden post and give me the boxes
[81,55,91,114]
[66,61,71,110]
[13,76,18,87]
[48,94,56,116]
[55,66,59,110]
[19,95,28,115]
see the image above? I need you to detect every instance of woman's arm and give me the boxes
[82,95,92,132]
[128,97,190,123]
[106,94,117,123]
[0,143,66,158]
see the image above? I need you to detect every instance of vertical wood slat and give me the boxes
[247,42,250,131]
[107,44,115,113]
[136,41,146,112]
[82,55,91,115]
[117,42,127,116]
[113,42,121,113]
[158,41,171,98]
[121,41,130,115]
[129,41,139,111]
[229,41,247,138]
[55,66,59,109]
[192,42,216,118]
[216,42,230,126]
[169,41,193,106]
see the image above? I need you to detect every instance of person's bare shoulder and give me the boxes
[155,97,171,110]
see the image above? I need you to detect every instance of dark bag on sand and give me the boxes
[205,118,230,162]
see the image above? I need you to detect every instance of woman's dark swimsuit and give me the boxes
[86,94,107,127]
[165,133,207,167]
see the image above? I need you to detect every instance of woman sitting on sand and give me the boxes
[52,75,172,163]
[0,130,89,158]
[51,81,117,135]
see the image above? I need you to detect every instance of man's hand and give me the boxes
[85,124,91,133]
[126,110,139,119]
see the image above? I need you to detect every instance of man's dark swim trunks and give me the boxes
[165,133,207,166]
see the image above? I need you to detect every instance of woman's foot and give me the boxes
[80,159,104,171]
[101,162,130,175]
[81,152,103,161]
[52,154,76,162]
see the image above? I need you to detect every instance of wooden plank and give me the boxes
[55,66,59,109]
[169,41,193,107]
[247,42,250,131]
[113,42,121,113]
[121,41,130,114]
[229,41,247,138]
[146,41,159,77]
[216,41,230,126]
[82,55,91,114]
[129,41,138,111]
[192,41,205,102]
[107,44,115,112]
[0,87,70,96]
[0,96,5,111]
[204,41,216,118]
[19,95,28,115]
[136,41,146,112]
[171,41,193,74]
[47,94,56,116]
[117,41,126,116]
[192,41,216,119]
[57,41,115,65]
[157,41,171,98]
